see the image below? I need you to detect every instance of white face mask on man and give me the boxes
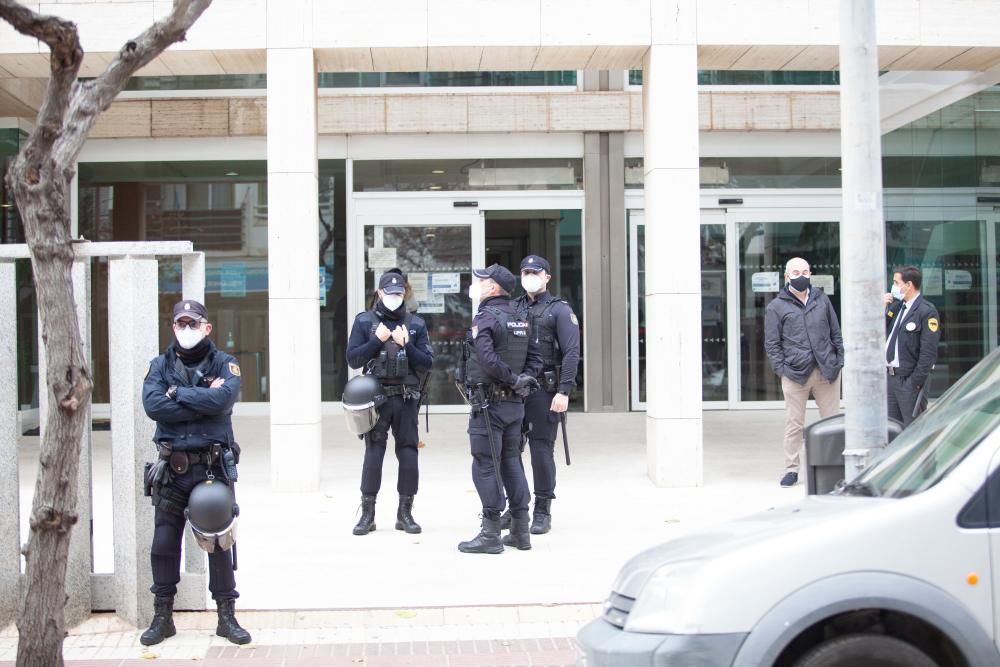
[382,294,404,311]
[175,327,205,350]
[521,273,544,294]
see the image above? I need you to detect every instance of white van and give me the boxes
[578,348,1000,667]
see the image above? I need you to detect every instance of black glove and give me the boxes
[512,373,540,397]
[145,459,173,489]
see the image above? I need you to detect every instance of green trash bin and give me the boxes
[804,415,904,495]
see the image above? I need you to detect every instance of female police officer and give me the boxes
[346,272,433,535]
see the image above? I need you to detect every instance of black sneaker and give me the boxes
[780,472,799,487]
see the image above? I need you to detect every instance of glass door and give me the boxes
[357,213,482,407]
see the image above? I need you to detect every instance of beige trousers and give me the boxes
[780,367,841,472]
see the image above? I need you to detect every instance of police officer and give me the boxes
[510,255,580,534]
[347,272,433,535]
[458,264,542,554]
[884,265,941,426]
[140,300,250,646]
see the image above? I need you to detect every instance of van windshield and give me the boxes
[846,349,1000,499]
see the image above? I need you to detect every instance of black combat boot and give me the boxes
[395,494,422,534]
[458,513,504,554]
[501,514,532,550]
[498,509,512,530]
[216,599,252,645]
[140,595,176,646]
[353,494,377,535]
[530,497,552,535]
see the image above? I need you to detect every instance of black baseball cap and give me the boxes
[378,272,406,295]
[472,264,516,294]
[173,299,208,322]
[520,255,550,273]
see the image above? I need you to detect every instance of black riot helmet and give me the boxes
[185,479,238,553]
[342,374,386,435]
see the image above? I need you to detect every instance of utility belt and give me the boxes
[541,365,562,393]
[382,383,422,400]
[465,383,523,409]
[156,442,221,475]
[145,441,238,516]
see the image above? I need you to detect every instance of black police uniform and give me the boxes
[346,301,433,512]
[463,295,543,524]
[142,338,242,602]
[513,289,580,523]
[885,294,941,427]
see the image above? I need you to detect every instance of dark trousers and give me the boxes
[151,463,237,601]
[523,388,559,500]
[361,395,420,496]
[468,400,530,519]
[887,371,927,428]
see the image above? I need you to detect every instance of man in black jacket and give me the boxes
[141,300,250,646]
[764,258,844,488]
[884,265,940,427]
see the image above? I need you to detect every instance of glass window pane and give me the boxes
[738,221,840,401]
[353,159,584,192]
[319,71,577,88]
[319,160,349,401]
[701,224,728,401]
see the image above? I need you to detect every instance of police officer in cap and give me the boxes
[884,265,941,427]
[509,255,580,534]
[458,264,542,554]
[347,272,433,535]
[140,300,250,646]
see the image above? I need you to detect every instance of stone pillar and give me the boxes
[266,0,322,491]
[64,258,93,627]
[643,41,703,487]
[108,257,158,627]
[0,261,18,628]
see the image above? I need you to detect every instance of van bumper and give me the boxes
[576,617,746,667]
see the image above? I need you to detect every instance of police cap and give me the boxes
[519,255,550,273]
[378,272,406,295]
[472,264,516,294]
[173,299,208,322]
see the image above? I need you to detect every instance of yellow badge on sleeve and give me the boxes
[928,317,939,333]
[887,310,894,318]
[228,362,241,377]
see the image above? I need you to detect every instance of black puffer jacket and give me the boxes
[764,286,844,385]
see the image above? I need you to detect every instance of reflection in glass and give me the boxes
[738,221,840,402]
[354,159,584,192]
[320,71,576,88]
[363,225,472,405]
[319,161,349,401]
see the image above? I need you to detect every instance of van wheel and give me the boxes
[795,634,937,667]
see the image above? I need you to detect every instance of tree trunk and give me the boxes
[0,2,214,663]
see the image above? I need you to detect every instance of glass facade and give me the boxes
[629,70,841,86]
[319,161,350,402]
[625,157,843,189]
[354,159,584,192]
[319,71,576,88]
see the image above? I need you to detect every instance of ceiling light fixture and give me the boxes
[431,169,445,174]
[428,185,442,190]
[225,171,239,177]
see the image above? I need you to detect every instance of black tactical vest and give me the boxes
[516,294,562,369]
[464,306,530,386]
[365,311,419,386]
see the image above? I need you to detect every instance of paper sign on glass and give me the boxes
[811,274,835,295]
[922,268,943,296]
[751,272,780,293]
[431,272,461,294]
[368,247,398,269]
[409,272,429,301]
[945,269,972,291]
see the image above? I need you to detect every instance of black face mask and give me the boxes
[789,275,811,292]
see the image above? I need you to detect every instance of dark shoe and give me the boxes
[780,472,799,488]
[353,494,377,535]
[530,497,552,535]
[395,494,422,534]
[458,514,504,554]
[215,599,252,645]
[140,595,176,646]
[498,509,512,531]
[502,515,532,550]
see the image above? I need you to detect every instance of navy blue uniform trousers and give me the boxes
[361,395,420,496]
[151,463,237,601]
[523,388,559,500]
[468,399,530,519]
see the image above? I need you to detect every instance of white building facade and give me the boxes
[2,0,1000,488]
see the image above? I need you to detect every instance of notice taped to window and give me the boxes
[751,272,780,293]
[368,247,398,269]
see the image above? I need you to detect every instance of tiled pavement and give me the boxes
[0,605,589,666]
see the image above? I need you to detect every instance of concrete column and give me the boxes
[267,0,322,491]
[643,42,703,487]
[0,261,18,628]
[65,258,93,627]
[108,257,158,627]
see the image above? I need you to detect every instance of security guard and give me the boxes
[458,264,542,554]
[510,255,580,534]
[140,300,250,646]
[347,272,433,535]
[884,265,941,427]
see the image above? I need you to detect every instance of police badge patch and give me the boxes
[471,325,478,338]
[228,362,241,377]
[928,317,939,332]
[570,313,579,326]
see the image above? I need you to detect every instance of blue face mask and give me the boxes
[891,284,905,301]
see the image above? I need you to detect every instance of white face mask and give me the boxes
[175,327,205,350]
[468,281,482,301]
[891,284,906,301]
[521,273,544,294]
[382,295,404,311]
